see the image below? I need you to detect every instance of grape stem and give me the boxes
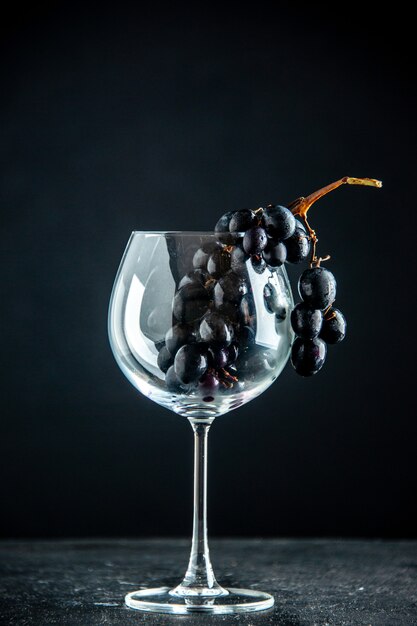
[217,367,237,389]
[288,176,382,267]
[323,304,336,321]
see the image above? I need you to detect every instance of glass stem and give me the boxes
[170,419,227,597]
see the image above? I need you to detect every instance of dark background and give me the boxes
[1,3,416,539]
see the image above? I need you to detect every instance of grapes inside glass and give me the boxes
[108,231,294,614]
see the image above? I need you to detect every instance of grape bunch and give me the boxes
[155,239,279,402]
[290,267,346,376]
[214,204,310,270]
[214,204,345,378]
[155,176,380,392]
[212,176,381,377]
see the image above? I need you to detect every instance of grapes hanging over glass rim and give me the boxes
[213,176,382,377]
[153,175,381,401]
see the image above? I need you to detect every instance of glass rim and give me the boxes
[131,230,219,236]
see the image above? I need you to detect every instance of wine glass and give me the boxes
[108,231,294,614]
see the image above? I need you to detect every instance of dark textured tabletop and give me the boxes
[0,539,416,625]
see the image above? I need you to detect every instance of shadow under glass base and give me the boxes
[125,586,274,614]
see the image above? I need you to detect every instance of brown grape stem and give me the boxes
[289,176,382,267]
[323,304,336,320]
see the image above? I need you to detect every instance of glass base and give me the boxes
[125,586,274,614]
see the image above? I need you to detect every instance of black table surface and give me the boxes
[0,539,416,625]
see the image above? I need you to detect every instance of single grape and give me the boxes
[291,337,327,376]
[243,226,268,255]
[157,345,174,373]
[207,247,232,278]
[299,267,336,310]
[262,205,296,240]
[229,209,257,235]
[264,282,284,314]
[178,269,209,289]
[215,211,236,244]
[251,255,267,274]
[230,245,249,274]
[193,242,222,270]
[174,344,208,384]
[215,211,233,232]
[234,324,256,350]
[165,365,190,393]
[290,302,323,339]
[208,347,229,369]
[165,323,195,356]
[172,283,210,323]
[199,312,233,346]
[214,271,249,307]
[198,372,220,398]
[262,240,287,267]
[320,308,346,344]
[285,221,311,264]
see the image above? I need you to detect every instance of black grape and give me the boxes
[208,347,229,369]
[299,267,336,310]
[198,372,220,398]
[215,211,236,244]
[285,221,310,264]
[263,240,287,267]
[229,209,257,235]
[234,325,256,350]
[157,346,174,373]
[214,271,249,307]
[262,205,296,240]
[165,365,190,393]
[290,303,323,339]
[199,312,233,346]
[291,337,327,376]
[174,344,208,384]
[264,282,284,315]
[230,245,249,274]
[320,308,346,344]
[243,227,268,255]
[172,283,210,323]
[207,248,232,278]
